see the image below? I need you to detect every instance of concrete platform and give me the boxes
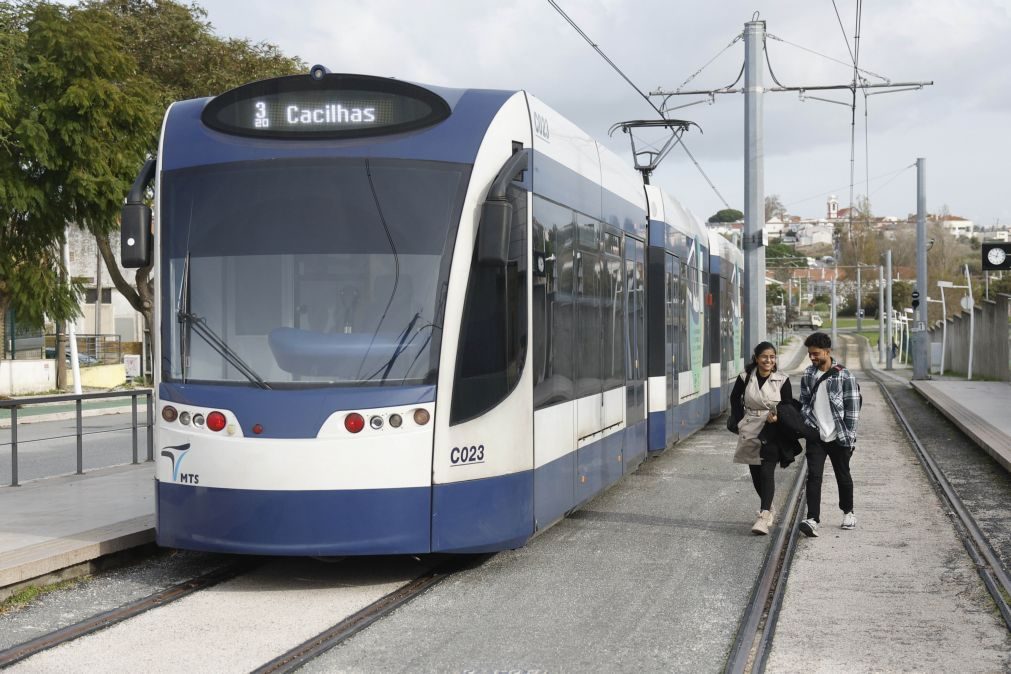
[0,464,154,599]
[910,379,1011,473]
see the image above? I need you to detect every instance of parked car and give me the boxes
[45,347,100,366]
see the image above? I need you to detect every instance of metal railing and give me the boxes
[0,389,153,487]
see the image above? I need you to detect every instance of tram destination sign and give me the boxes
[202,73,450,139]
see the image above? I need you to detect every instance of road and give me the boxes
[0,411,152,485]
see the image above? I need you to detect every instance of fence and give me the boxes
[927,293,1011,381]
[44,333,123,365]
[0,389,153,487]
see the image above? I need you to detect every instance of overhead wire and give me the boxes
[546,0,732,209]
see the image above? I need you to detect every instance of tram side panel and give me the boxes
[433,93,535,553]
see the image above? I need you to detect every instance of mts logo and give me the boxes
[178,473,200,484]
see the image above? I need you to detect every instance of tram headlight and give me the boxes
[369,415,384,430]
[179,411,191,426]
[310,64,330,81]
[413,408,430,426]
[192,413,205,428]
[162,406,178,423]
[344,413,365,434]
[388,414,403,428]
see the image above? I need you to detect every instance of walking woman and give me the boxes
[729,341,796,535]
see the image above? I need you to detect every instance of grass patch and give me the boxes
[0,577,83,614]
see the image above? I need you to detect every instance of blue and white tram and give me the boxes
[120,68,743,556]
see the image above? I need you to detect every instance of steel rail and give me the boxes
[724,339,817,674]
[251,558,479,674]
[858,336,1011,631]
[0,561,255,668]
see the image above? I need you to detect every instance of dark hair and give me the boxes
[804,332,832,349]
[745,341,778,373]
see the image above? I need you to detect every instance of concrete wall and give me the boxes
[68,364,126,388]
[0,360,56,395]
[0,361,126,395]
[929,294,1010,381]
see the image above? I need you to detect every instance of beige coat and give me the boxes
[733,370,789,465]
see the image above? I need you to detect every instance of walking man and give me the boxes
[798,332,860,537]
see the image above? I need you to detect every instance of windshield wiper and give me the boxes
[178,311,272,390]
[176,253,271,390]
[363,312,431,383]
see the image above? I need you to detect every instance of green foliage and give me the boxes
[766,242,807,268]
[0,0,304,332]
[708,208,743,223]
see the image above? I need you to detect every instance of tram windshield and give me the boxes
[161,158,470,387]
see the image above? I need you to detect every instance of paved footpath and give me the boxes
[766,347,1011,672]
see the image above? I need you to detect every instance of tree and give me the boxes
[82,0,306,334]
[766,242,807,268]
[1,2,151,332]
[765,194,786,222]
[708,208,743,223]
[1,1,306,350]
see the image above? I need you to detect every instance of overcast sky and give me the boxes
[190,0,1011,228]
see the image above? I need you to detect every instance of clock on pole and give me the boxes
[982,243,1011,271]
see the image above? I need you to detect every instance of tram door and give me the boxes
[666,253,679,445]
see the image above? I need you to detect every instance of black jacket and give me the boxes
[759,399,812,467]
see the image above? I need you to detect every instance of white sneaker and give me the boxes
[752,512,771,535]
[841,512,857,530]
[799,518,819,537]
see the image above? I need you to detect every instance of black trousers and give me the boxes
[805,437,854,522]
[748,459,777,511]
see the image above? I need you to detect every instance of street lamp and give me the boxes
[936,280,954,376]
[926,295,944,375]
[938,274,973,380]
[909,309,917,363]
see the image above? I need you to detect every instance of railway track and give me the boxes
[0,554,478,672]
[0,560,256,668]
[726,333,1011,673]
[859,337,1011,631]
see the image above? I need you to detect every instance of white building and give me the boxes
[765,217,785,242]
[66,227,145,344]
[940,216,974,238]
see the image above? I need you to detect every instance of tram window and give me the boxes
[532,196,575,409]
[451,185,528,424]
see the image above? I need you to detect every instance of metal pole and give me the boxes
[831,277,838,346]
[10,406,18,487]
[146,392,154,462]
[76,398,83,474]
[913,158,929,379]
[940,292,947,376]
[743,18,766,353]
[966,264,974,379]
[878,265,885,362]
[886,250,894,370]
[63,227,82,395]
[131,393,139,465]
[856,265,863,332]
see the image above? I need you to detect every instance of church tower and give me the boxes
[827,195,839,220]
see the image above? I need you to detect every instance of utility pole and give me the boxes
[856,265,862,332]
[742,18,766,354]
[878,265,885,362]
[650,14,932,359]
[831,277,838,346]
[912,157,929,379]
[885,249,893,370]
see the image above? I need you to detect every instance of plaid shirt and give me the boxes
[799,360,860,448]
